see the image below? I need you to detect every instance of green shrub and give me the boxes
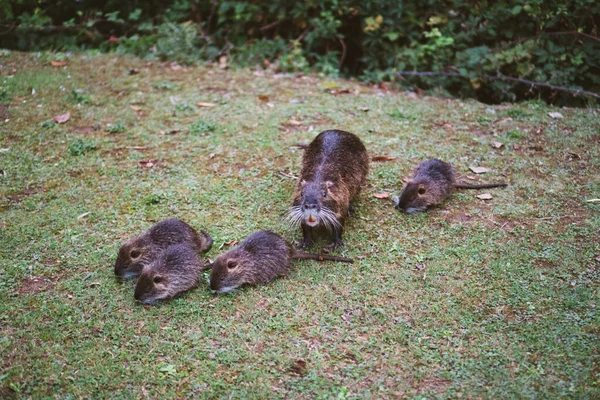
[2,0,598,105]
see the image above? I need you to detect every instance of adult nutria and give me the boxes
[114,218,212,279]
[208,230,353,294]
[287,130,369,248]
[134,243,209,304]
[395,159,507,213]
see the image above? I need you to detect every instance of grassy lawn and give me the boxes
[1,51,599,399]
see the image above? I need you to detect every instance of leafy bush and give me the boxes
[1,0,599,105]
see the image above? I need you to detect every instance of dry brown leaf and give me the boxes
[372,155,396,162]
[328,88,352,96]
[477,193,493,200]
[548,112,564,119]
[513,143,520,150]
[209,153,216,159]
[219,56,227,69]
[50,61,66,67]
[258,95,269,102]
[373,193,390,199]
[494,117,513,124]
[137,159,161,168]
[491,141,504,149]
[284,119,302,126]
[358,106,369,112]
[130,105,141,111]
[129,68,140,75]
[197,102,217,107]
[224,240,238,246]
[52,111,70,124]
[469,166,490,174]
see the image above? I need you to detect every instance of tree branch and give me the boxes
[338,38,347,69]
[395,71,600,99]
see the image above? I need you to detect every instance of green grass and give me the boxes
[1,51,599,399]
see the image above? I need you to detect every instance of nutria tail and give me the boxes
[292,250,353,263]
[455,182,508,189]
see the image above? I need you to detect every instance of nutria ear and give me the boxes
[300,179,307,187]
[199,230,213,253]
[325,181,334,188]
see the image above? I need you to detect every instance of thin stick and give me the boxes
[338,38,347,69]
[395,71,600,99]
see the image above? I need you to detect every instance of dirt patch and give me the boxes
[17,276,54,296]
[8,186,46,203]
[0,104,9,120]
[416,377,452,394]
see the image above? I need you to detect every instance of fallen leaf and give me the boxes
[52,111,70,124]
[328,88,352,96]
[170,63,183,71]
[469,166,490,174]
[493,117,513,124]
[548,112,564,119]
[197,102,216,107]
[585,199,600,203]
[130,105,141,111]
[87,281,101,287]
[137,159,161,168]
[224,240,238,246]
[258,95,269,102]
[491,141,504,149]
[513,143,520,150]
[50,61,66,67]
[77,212,90,220]
[372,155,396,162]
[358,106,369,112]
[477,193,493,200]
[219,56,227,69]
[284,119,302,126]
[108,35,119,43]
[266,102,274,108]
[126,146,147,150]
[209,153,216,159]
[373,193,390,199]
[129,68,140,75]
[167,129,180,135]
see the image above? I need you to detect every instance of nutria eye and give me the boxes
[227,261,238,270]
[418,188,426,195]
[153,276,163,284]
[130,250,141,259]
[322,191,327,197]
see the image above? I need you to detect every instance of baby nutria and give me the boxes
[134,243,209,304]
[395,159,507,213]
[114,218,212,279]
[287,129,369,248]
[209,230,353,294]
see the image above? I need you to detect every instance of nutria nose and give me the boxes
[303,201,318,210]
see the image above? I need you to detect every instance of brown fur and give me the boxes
[114,218,212,278]
[134,243,209,304]
[396,159,507,213]
[209,230,353,294]
[288,130,369,248]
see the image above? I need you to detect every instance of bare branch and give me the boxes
[395,71,600,99]
[338,38,347,69]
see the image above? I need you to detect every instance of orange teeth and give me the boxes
[308,215,316,223]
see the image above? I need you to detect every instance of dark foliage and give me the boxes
[1,0,598,105]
